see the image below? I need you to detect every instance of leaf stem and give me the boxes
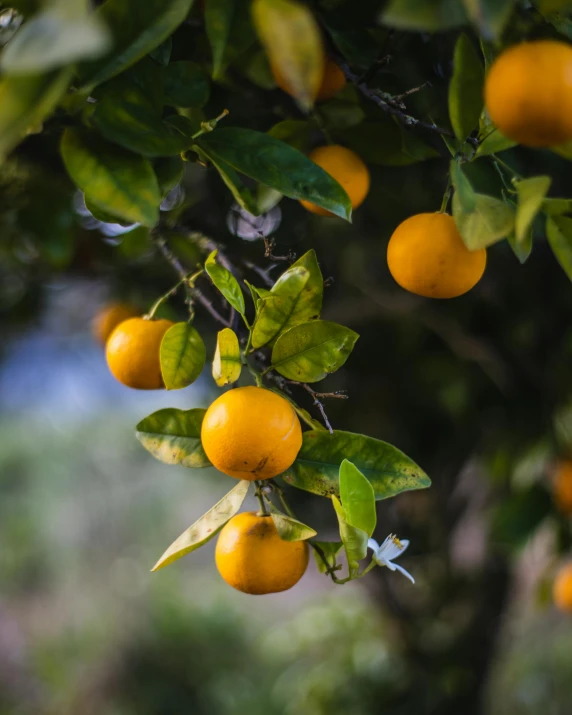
[254,480,269,516]
[439,174,453,213]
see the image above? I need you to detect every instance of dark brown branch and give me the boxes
[284,380,348,434]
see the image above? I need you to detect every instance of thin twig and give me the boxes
[264,236,294,262]
[154,236,231,327]
[284,380,347,434]
[243,259,278,287]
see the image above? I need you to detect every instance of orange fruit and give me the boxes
[201,386,302,480]
[215,511,309,594]
[300,145,370,216]
[387,213,487,299]
[272,57,345,104]
[554,562,572,612]
[91,302,137,346]
[484,40,572,147]
[553,460,572,513]
[316,58,347,102]
[105,316,174,389]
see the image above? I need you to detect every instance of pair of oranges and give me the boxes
[92,303,174,390]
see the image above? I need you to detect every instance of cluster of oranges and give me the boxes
[94,308,309,595]
[280,40,572,301]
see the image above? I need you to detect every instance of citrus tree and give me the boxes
[4,0,572,709]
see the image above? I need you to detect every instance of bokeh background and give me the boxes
[3,4,572,714]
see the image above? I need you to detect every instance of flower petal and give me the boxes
[367,538,380,553]
[393,562,415,584]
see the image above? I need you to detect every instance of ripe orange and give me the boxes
[484,40,572,147]
[91,302,137,346]
[201,386,302,480]
[300,145,370,216]
[215,511,309,594]
[553,460,572,513]
[387,212,487,299]
[105,317,174,389]
[272,57,346,104]
[554,562,572,612]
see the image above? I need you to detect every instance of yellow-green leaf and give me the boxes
[546,215,572,280]
[339,459,376,537]
[514,176,551,244]
[152,480,250,571]
[205,249,246,315]
[452,192,514,250]
[252,0,324,111]
[212,327,241,386]
[448,33,484,141]
[267,503,317,541]
[332,495,368,577]
[135,408,211,467]
[160,322,206,390]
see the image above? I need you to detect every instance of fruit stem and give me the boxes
[191,108,230,140]
[254,481,270,516]
[439,175,453,213]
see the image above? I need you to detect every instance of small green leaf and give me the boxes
[339,459,376,537]
[546,215,572,280]
[160,322,206,390]
[136,408,211,467]
[450,160,476,213]
[514,176,551,244]
[312,541,343,574]
[381,0,468,31]
[77,0,193,92]
[60,128,161,227]
[475,128,517,157]
[452,192,515,250]
[84,195,130,225]
[163,61,210,108]
[212,328,242,386]
[0,68,73,161]
[267,503,317,541]
[340,119,438,166]
[449,33,484,141]
[205,0,235,79]
[152,480,250,571]
[552,140,572,161]
[251,267,310,349]
[506,228,533,264]
[267,119,313,152]
[542,198,572,216]
[0,1,110,73]
[462,0,517,40]
[195,128,352,220]
[252,0,324,111]
[332,495,368,576]
[205,250,246,315]
[271,320,358,383]
[280,429,430,501]
[149,37,172,66]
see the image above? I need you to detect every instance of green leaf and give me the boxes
[163,61,210,108]
[205,0,235,79]
[514,176,551,244]
[452,192,515,250]
[546,215,572,280]
[205,250,246,315]
[0,68,73,161]
[332,495,368,576]
[92,79,195,157]
[160,322,206,390]
[84,195,130,225]
[252,0,324,111]
[60,128,161,227]
[149,37,172,66]
[252,250,323,348]
[462,0,516,40]
[212,327,242,386]
[381,0,468,31]
[450,160,476,213]
[271,320,358,383]
[448,33,484,141]
[341,120,438,166]
[152,480,250,570]
[280,429,431,501]
[77,0,193,92]
[506,228,533,264]
[136,408,211,467]
[195,128,352,220]
[267,503,317,541]
[154,156,185,197]
[194,145,260,215]
[475,128,517,157]
[312,541,343,574]
[0,0,110,73]
[267,119,313,152]
[339,459,376,537]
[542,198,572,216]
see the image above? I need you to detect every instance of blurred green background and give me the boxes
[3,1,572,713]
